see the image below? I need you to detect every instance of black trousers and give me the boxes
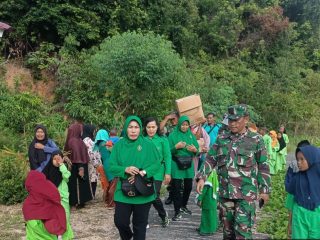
[152,180,167,220]
[114,201,151,240]
[91,182,97,198]
[171,178,193,214]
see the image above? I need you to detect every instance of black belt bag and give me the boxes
[173,156,193,170]
[121,179,140,197]
[121,175,154,197]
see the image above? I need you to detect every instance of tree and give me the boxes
[58,31,188,126]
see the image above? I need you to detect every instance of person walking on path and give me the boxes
[168,115,199,221]
[203,113,221,147]
[64,123,93,208]
[94,129,116,208]
[285,145,320,239]
[109,116,161,240]
[196,104,271,239]
[269,130,279,175]
[82,124,102,198]
[143,117,171,227]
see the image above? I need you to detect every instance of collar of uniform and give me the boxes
[228,129,249,140]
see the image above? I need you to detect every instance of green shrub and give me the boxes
[257,170,288,239]
[0,154,28,205]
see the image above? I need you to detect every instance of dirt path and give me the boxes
[0,187,269,240]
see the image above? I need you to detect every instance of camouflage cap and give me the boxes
[227,104,248,120]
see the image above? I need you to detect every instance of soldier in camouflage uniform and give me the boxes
[196,104,271,239]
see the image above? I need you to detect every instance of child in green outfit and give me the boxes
[197,169,219,236]
[43,150,74,239]
[285,145,320,239]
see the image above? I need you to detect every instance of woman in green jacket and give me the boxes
[109,116,161,240]
[143,117,171,227]
[168,115,199,221]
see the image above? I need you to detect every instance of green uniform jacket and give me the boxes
[168,116,199,179]
[146,135,171,181]
[197,129,271,201]
[282,133,289,156]
[262,134,272,158]
[269,142,279,175]
[109,116,161,204]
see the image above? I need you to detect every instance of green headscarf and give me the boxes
[123,116,143,140]
[168,115,199,157]
[109,115,161,204]
[93,129,109,151]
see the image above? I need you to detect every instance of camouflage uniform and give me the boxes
[197,105,271,239]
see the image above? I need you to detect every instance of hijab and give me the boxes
[93,129,110,151]
[269,130,278,148]
[28,125,49,169]
[168,115,199,157]
[286,145,320,210]
[82,124,96,140]
[22,170,66,235]
[64,123,89,164]
[42,150,63,188]
[110,116,160,173]
[277,133,286,152]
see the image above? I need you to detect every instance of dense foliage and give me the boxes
[1,0,318,133]
[0,154,28,205]
[57,32,188,126]
[0,1,320,210]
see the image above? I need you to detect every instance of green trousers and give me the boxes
[292,202,320,239]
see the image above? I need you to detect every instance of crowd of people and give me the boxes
[21,104,320,240]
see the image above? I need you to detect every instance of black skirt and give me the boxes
[68,163,93,206]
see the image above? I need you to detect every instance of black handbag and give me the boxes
[173,156,193,170]
[121,179,140,197]
[134,174,154,196]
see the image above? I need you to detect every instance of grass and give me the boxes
[257,170,288,239]
[286,134,320,153]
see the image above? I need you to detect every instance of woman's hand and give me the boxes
[35,143,45,149]
[125,166,140,176]
[128,175,135,184]
[139,170,147,177]
[187,144,197,153]
[196,179,204,194]
[164,174,171,185]
[175,141,186,149]
[57,155,64,165]
[78,167,84,177]
[202,146,208,153]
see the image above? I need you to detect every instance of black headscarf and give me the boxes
[28,124,49,170]
[82,124,96,140]
[277,133,287,152]
[42,150,63,188]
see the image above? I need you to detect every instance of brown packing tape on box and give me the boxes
[176,94,205,125]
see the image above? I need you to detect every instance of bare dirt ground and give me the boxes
[0,184,269,240]
[0,187,118,240]
[4,62,56,102]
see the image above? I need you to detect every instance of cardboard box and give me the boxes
[175,94,205,125]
